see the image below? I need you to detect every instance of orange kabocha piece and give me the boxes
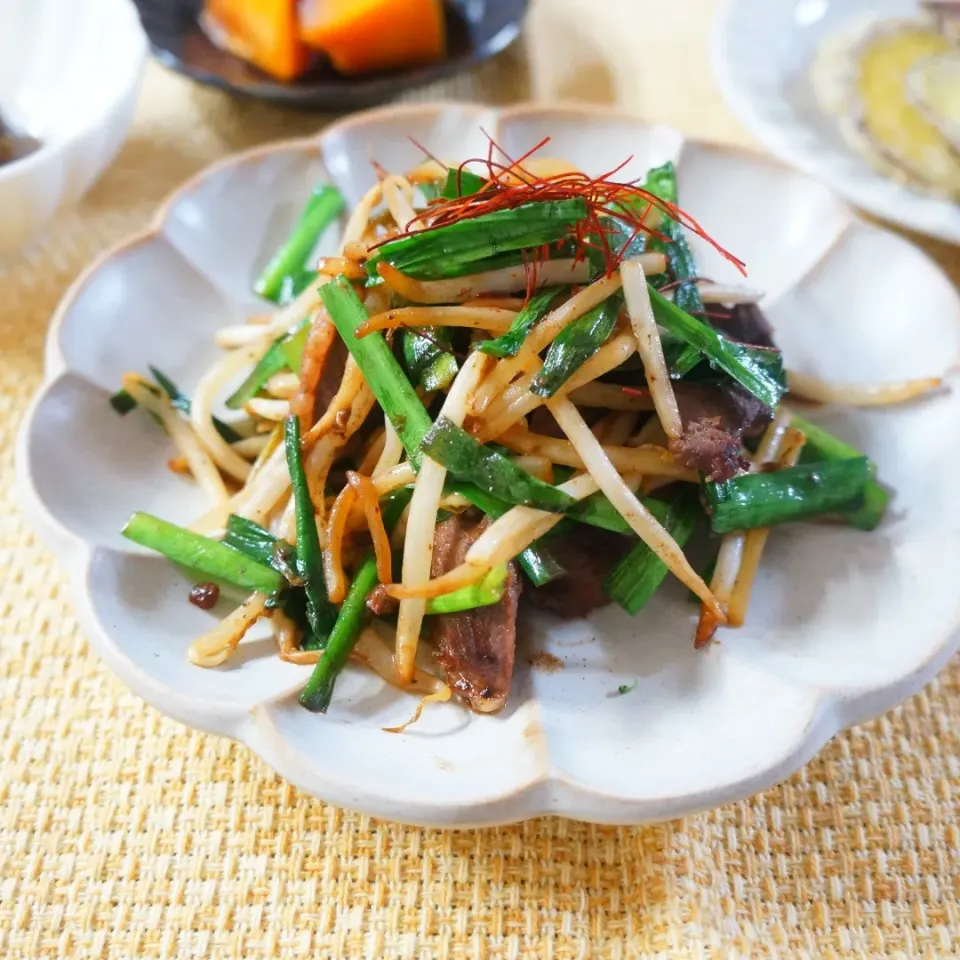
[301,0,446,75]
[203,0,311,81]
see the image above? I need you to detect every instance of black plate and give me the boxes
[133,0,529,109]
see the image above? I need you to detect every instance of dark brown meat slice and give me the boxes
[672,382,770,437]
[670,418,747,482]
[314,334,348,419]
[723,384,774,440]
[529,406,565,439]
[708,303,776,349]
[668,382,773,481]
[289,313,346,427]
[430,516,521,714]
[526,528,632,620]
[366,583,398,617]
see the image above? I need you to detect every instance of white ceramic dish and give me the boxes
[712,0,960,245]
[0,0,147,258]
[17,102,960,827]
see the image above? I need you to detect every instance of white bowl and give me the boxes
[0,0,147,257]
[712,0,960,244]
[16,102,960,827]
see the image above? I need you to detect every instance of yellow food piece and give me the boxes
[856,25,960,196]
[908,52,960,151]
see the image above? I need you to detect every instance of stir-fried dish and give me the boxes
[112,136,942,720]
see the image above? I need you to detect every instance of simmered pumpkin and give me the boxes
[300,0,446,76]
[202,0,311,81]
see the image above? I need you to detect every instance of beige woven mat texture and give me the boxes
[2,2,960,956]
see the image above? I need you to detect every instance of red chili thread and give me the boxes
[407,136,445,170]
[372,133,747,291]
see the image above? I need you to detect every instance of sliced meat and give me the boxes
[674,382,772,438]
[526,528,631,620]
[430,515,521,714]
[289,313,348,427]
[366,583,398,617]
[670,418,747,482]
[314,334,348,418]
[708,303,776,349]
[668,382,773,481]
[529,406,565,439]
[721,384,774,440]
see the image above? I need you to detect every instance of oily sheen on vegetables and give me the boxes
[111,133,937,719]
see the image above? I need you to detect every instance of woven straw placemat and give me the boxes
[2,3,960,956]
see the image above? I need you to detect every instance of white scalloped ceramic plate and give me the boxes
[16,102,960,827]
[713,0,960,244]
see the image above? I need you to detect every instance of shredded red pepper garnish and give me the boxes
[386,133,747,291]
[371,157,390,183]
